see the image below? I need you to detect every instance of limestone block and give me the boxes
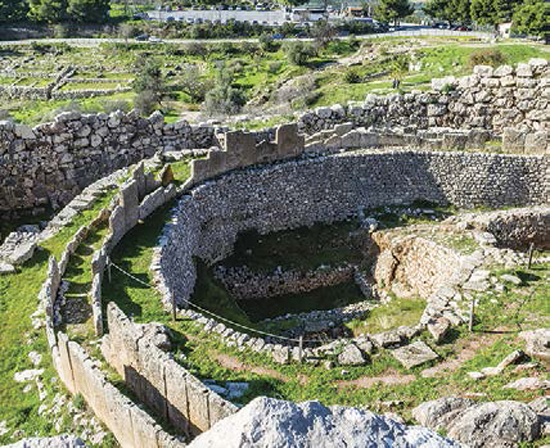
[473,65,494,78]
[516,63,534,77]
[494,65,514,77]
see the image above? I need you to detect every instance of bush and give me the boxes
[343,68,362,84]
[204,69,245,116]
[134,90,159,116]
[52,24,70,38]
[468,49,506,68]
[283,42,317,66]
[259,33,275,52]
[101,100,131,114]
[267,61,283,74]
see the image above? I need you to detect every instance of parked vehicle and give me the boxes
[148,36,163,43]
[135,34,149,41]
[272,33,284,39]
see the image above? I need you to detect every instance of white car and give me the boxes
[148,36,163,43]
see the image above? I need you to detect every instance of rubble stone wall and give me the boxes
[0,110,217,217]
[297,60,549,135]
[156,150,548,309]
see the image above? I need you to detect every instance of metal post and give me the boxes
[107,256,112,283]
[298,336,303,363]
[527,243,534,269]
[468,296,475,332]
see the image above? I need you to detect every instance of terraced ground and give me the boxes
[0,37,548,126]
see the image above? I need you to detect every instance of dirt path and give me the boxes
[210,352,309,385]
[420,332,502,378]
[337,369,415,389]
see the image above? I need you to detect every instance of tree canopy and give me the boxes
[424,0,471,25]
[375,0,414,25]
[470,0,522,26]
[512,0,549,38]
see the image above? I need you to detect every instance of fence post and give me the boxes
[468,296,475,332]
[107,256,112,283]
[298,336,303,363]
[527,243,535,269]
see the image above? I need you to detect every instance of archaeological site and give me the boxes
[0,32,548,448]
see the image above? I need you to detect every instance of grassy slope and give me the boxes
[0,191,116,444]
[4,39,548,125]
[99,194,548,446]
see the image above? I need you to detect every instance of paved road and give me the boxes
[0,28,492,47]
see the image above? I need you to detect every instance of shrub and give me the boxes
[267,61,283,74]
[468,49,506,68]
[101,100,131,114]
[204,68,245,116]
[343,68,362,84]
[283,42,317,66]
[134,90,159,116]
[259,33,275,52]
[52,24,70,38]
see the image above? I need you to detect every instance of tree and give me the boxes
[282,41,317,66]
[132,59,166,115]
[66,0,109,22]
[178,65,213,103]
[28,0,68,23]
[375,0,414,24]
[424,0,471,25]
[204,68,245,116]
[512,0,549,39]
[311,20,336,48]
[470,0,521,28]
[0,0,27,22]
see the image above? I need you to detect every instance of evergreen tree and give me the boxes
[470,0,521,27]
[424,0,471,25]
[375,0,414,25]
[67,0,109,22]
[28,0,68,23]
[0,0,28,22]
[512,0,549,39]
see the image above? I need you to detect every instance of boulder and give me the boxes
[413,397,475,430]
[337,343,366,366]
[519,329,550,361]
[497,350,525,369]
[415,398,541,448]
[391,341,439,369]
[189,397,460,448]
[427,317,451,343]
[447,401,540,447]
[503,377,550,391]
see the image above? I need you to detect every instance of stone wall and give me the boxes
[0,110,217,218]
[40,256,185,448]
[372,232,462,299]
[102,303,238,437]
[297,59,549,135]
[213,264,355,301]
[156,150,548,310]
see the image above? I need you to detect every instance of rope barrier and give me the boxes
[108,260,333,344]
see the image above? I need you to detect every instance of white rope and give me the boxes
[108,260,332,344]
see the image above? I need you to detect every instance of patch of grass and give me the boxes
[346,296,427,336]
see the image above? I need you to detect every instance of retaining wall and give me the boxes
[297,59,549,135]
[102,303,238,437]
[156,150,549,309]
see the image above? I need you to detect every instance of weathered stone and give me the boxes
[390,341,439,369]
[520,329,550,361]
[189,397,460,448]
[503,377,550,391]
[428,317,452,343]
[497,350,525,369]
[337,343,366,366]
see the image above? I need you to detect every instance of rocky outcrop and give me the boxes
[519,328,550,361]
[413,398,541,447]
[189,397,460,447]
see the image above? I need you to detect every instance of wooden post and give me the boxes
[468,296,475,332]
[171,294,177,323]
[527,243,534,269]
[298,336,303,364]
[107,256,112,283]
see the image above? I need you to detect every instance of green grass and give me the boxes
[0,189,117,444]
[346,296,427,336]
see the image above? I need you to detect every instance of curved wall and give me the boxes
[157,150,549,307]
